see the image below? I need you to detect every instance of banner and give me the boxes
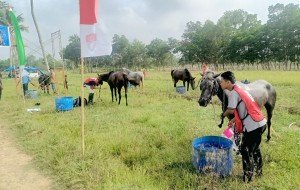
[0,25,10,47]
[80,0,112,58]
[8,9,26,66]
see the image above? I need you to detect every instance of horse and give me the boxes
[171,68,196,91]
[38,74,51,94]
[198,71,276,141]
[98,71,129,106]
[122,68,144,88]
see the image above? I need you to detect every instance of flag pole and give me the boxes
[80,57,85,155]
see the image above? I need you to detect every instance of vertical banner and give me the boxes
[0,25,11,47]
[80,0,112,58]
[8,9,26,67]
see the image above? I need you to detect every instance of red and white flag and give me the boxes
[80,0,112,58]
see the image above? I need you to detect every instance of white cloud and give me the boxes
[1,0,299,59]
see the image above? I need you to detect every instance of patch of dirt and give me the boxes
[0,125,55,190]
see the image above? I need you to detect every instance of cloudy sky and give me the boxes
[1,0,299,60]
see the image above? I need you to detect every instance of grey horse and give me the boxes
[198,71,276,141]
[122,68,144,88]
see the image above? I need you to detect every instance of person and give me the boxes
[17,69,36,96]
[83,77,102,105]
[49,67,57,94]
[220,71,266,182]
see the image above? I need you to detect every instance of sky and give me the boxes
[0,0,299,60]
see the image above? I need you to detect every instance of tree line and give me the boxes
[1,3,299,71]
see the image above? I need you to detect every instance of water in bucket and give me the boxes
[192,136,233,176]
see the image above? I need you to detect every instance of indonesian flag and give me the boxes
[80,0,112,58]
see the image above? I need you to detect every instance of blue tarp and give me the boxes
[4,66,40,72]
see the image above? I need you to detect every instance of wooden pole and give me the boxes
[80,58,85,155]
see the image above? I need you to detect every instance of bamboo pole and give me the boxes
[80,58,85,155]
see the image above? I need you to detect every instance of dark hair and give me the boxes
[221,71,236,84]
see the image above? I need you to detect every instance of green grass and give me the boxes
[0,70,299,189]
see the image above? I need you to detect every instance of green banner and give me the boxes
[8,9,26,66]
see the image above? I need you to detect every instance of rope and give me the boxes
[195,78,201,89]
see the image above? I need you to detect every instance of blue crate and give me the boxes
[55,96,74,111]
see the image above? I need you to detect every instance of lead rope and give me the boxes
[195,78,201,89]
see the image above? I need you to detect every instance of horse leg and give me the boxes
[114,87,117,102]
[265,102,274,142]
[125,86,128,106]
[173,80,177,88]
[110,86,114,102]
[46,85,50,94]
[118,87,121,105]
[187,81,190,91]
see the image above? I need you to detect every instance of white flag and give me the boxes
[80,0,112,58]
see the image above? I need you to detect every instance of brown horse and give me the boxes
[171,68,196,91]
[98,71,129,106]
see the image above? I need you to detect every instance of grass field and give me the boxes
[0,70,299,189]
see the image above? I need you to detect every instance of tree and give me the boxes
[146,38,171,67]
[63,34,81,68]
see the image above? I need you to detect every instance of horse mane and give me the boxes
[99,71,114,82]
[184,68,192,78]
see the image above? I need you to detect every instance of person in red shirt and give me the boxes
[220,71,266,182]
[83,77,102,104]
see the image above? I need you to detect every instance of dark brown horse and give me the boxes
[98,71,129,106]
[198,71,276,141]
[171,68,196,91]
[38,74,51,94]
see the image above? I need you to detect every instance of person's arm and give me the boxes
[223,108,234,117]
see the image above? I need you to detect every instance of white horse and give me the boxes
[122,68,144,88]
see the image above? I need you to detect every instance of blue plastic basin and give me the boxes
[192,136,233,176]
[55,96,74,111]
[176,86,186,94]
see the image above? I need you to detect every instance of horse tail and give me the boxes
[123,73,129,86]
[171,69,175,77]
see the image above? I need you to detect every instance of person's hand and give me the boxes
[228,119,235,128]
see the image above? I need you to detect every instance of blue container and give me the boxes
[176,86,186,94]
[192,136,233,176]
[55,96,74,111]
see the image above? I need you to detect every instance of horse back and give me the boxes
[237,80,276,108]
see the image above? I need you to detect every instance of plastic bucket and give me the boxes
[192,136,233,176]
[223,127,234,139]
[55,96,74,111]
[176,86,186,94]
[25,90,38,99]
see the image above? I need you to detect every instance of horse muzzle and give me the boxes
[198,98,209,107]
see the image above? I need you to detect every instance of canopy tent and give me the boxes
[4,66,45,73]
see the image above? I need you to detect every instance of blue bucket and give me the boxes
[55,96,74,111]
[176,86,186,94]
[192,136,233,176]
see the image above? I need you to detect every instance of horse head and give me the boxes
[198,71,220,107]
[97,71,114,84]
[190,77,196,90]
